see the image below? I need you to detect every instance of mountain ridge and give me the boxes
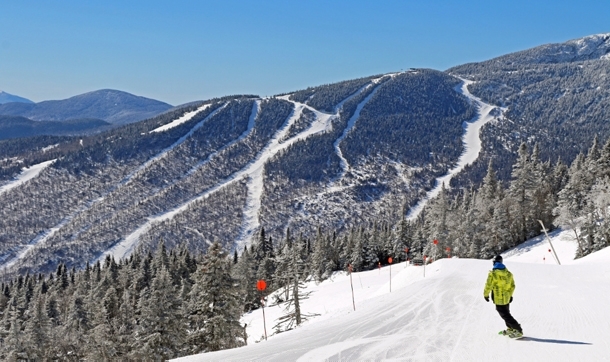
[0,90,33,104]
[0,33,609,277]
[0,89,173,126]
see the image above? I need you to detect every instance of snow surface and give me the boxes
[0,159,55,196]
[407,80,503,220]
[174,232,610,362]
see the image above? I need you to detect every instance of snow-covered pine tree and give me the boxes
[508,143,537,242]
[596,136,610,179]
[350,228,364,271]
[274,237,318,333]
[528,145,554,231]
[22,290,51,360]
[452,188,477,258]
[311,227,329,282]
[555,153,587,255]
[394,217,413,260]
[133,266,184,360]
[187,242,243,353]
[232,246,259,312]
[423,184,450,260]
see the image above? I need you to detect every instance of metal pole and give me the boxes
[538,220,561,265]
[261,297,268,340]
[389,263,392,292]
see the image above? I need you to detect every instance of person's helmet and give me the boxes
[493,255,503,263]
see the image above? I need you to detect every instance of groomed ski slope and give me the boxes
[0,159,56,196]
[174,230,610,362]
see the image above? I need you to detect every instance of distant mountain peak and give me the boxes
[0,89,172,125]
[0,91,34,105]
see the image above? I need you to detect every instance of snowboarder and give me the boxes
[484,255,523,338]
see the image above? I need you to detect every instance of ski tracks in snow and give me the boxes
[406,79,505,220]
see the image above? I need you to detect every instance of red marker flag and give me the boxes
[257,280,267,291]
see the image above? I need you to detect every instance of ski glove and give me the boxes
[510,296,513,303]
[484,296,489,302]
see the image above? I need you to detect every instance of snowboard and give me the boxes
[498,330,524,339]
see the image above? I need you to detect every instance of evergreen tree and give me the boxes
[508,143,536,242]
[23,291,51,360]
[134,266,183,360]
[187,242,244,353]
[274,238,318,332]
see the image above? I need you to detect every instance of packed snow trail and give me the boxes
[174,233,609,362]
[149,104,212,133]
[0,159,55,196]
[407,79,503,220]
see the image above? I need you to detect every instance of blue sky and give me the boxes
[1,0,608,105]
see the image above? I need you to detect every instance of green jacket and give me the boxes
[483,265,515,305]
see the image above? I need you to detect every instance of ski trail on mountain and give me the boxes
[117,103,225,188]
[99,76,395,261]
[303,74,398,202]
[406,79,504,220]
[150,104,212,133]
[0,159,58,267]
[96,101,259,262]
[0,159,56,196]
[99,100,335,261]
[332,77,386,181]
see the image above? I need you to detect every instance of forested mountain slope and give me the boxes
[448,33,610,183]
[0,115,111,140]
[0,34,609,277]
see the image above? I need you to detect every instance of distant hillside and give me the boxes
[0,89,172,125]
[0,91,33,104]
[0,115,111,140]
[448,33,610,183]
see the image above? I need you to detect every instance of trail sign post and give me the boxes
[257,279,268,340]
[538,220,561,265]
[388,257,393,292]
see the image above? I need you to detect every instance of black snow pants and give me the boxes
[496,304,522,332]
